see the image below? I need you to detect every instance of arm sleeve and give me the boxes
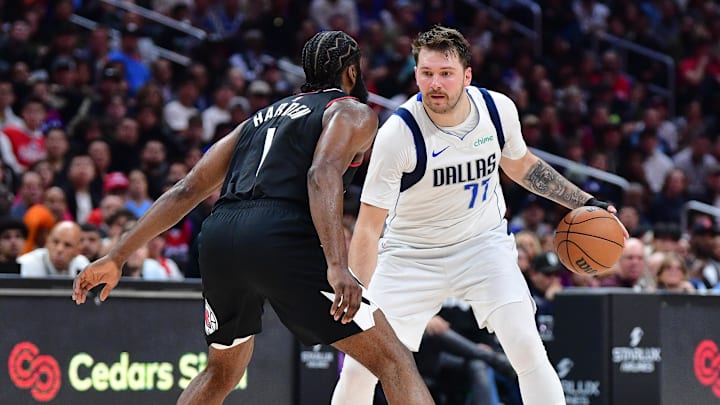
[491,91,528,160]
[360,115,416,210]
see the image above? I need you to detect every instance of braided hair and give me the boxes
[301,31,360,92]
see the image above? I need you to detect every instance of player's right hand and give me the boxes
[326,266,362,324]
[72,256,122,304]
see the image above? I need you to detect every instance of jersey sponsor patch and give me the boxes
[204,299,219,335]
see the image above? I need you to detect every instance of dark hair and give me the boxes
[412,25,472,68]
[301,31,360,92]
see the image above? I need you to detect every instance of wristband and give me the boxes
[585,197,610,211]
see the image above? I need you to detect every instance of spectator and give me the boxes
[0,77,22,129]
[600,237,648,289]
[528,251,564,342]
[121,242,169,280]
[687,219,720,290]
[86,194,126,234]
[656,252,696,293]
[163,77,199,132]
[648,168,689,224]
[245,79,273,114]
[125,169,153,218]
[0,216,28,273]
[44,126,70,175]
[672,133,717,198]
[201,82,234,143]
[60,155,102,224]
[18,220,89,277]
[88,139,112,181]
[10,170,43,219]
[103,171,130,197]
[109,118,142,173]
[0,96,47,174]
[147,232,184,280]
[79,223,104,262]
[108,23,151,96]
[638,129,674,194]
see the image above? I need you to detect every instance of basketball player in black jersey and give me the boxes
[72,31,434,405]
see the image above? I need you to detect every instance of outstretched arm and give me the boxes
[72,123,245,303]
[308,100,378,323]
[501,150,593,210]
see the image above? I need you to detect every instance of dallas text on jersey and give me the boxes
[433,153,497,187]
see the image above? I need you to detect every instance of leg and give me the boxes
[331,355,378,405]
[484,297,565,405]
[177,337,255,405]
[332,311,434,405]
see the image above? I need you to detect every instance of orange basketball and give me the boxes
[553,206,625,276]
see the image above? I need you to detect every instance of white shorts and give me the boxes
[368,221,532,351]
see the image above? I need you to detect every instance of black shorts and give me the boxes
[198,199,372,346]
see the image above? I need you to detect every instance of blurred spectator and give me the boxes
[201,82,234,143]
[44,126,70,175]
[528,251,564,342]
[638,129,674,194]
[147,232,184,280]
[59,155,101,224]
[18,221,88,277]
[163,77,199,132]
[139,140,169,199]
[40,186,72,222]
[310,0,359,36]
[651,222,682,254]
[0,216,27,273]
[656,252,695,293]
[79,223,104,262]
[200,0,243,40]
[648,168,689,224]
[125,169,153,218]
[572,0,610,34]
[0,96,47,174]
[109,118,142,173]
[600,237,648,290]
[10,170,43,219]
[246,79,273,113]
[86,194,126,234]
[108,23,151,95]
[88,139,112,181]
[687,219,720,290]
[0,76,22,129]
[229,29,275,83]
[101,208,137,256]
[672,133,717,198]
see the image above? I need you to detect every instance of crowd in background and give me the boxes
[0,1,718,404]
[0,0,718,301]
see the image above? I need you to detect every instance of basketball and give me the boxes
[553,206,625,276]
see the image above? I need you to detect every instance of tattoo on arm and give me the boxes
[523,160,589,208]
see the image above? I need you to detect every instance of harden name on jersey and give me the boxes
[252,99,312,127]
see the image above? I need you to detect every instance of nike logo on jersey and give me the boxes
[432,146,450,157]
[320,291,377,330]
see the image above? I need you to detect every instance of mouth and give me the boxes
[428,93,446,101]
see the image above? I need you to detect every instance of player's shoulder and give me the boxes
[467,86,514,106]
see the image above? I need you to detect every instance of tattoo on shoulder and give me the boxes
[524,161,586,208]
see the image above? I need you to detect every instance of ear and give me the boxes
[464,66,472,86]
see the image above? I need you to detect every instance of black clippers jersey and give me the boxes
[218,89,359,208]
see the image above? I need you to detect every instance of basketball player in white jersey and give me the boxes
[332,26,626,405]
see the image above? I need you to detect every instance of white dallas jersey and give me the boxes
[361,87,527,248]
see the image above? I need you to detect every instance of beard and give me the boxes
[423,89,464,115]
[350,75,369,104]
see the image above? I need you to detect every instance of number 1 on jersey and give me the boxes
[464,178,490,208]
[256,127,276,176]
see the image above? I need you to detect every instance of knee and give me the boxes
[203,362,246,392]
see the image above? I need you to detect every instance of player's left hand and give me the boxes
[585,197,629,238]
[72,256,122,304]
[326,265,362,324]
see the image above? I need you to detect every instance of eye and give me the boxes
[441,71,452,77]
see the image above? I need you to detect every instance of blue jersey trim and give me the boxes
[394,107,427,192]
[478,88,505,150]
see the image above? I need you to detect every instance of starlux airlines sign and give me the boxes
[8,341,246,402]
